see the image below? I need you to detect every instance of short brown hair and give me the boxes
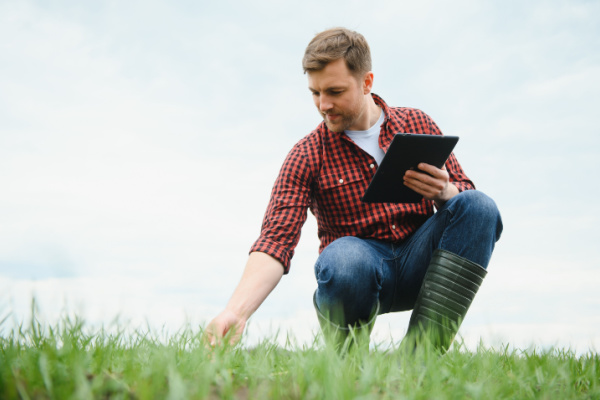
[302,27,372,78]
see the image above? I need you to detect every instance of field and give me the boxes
[1,313,599,399]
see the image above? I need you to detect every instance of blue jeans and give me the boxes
[313,190,503,327]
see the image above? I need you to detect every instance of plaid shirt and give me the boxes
[250,94,475,273]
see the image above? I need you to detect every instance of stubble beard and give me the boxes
[322,112,355,132]
[320,95,365,132]
[321,103,363,132]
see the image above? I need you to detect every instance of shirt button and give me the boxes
[370,164,375,169]
[339,179,344,184]
[392,225,396,230]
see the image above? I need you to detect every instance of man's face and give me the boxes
[307,59,370,132]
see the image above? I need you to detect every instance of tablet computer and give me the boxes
[362,133,459,203]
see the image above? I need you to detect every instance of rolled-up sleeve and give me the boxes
[445,152,475,192]
[249,142,314,274]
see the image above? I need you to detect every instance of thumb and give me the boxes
[204,320,225,347]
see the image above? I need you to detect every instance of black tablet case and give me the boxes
[362,133,459,203]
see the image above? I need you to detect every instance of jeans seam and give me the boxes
[382,256,396,314]
[437,207,455,250]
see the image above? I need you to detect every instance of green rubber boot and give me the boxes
[313,292,378,353]
[401,249,487,353]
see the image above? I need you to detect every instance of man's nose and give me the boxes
[319,95,333,112]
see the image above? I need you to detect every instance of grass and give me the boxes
[1,311,599,399]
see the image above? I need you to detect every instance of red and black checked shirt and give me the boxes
[250,94,475,274]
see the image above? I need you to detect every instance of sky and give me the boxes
[1,0,599,354]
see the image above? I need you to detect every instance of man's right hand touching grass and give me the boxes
[205,309,247,346]
[203,252,284,347]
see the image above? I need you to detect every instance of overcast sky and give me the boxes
[1,0,599,354]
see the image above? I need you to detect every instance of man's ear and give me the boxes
[362,71,374,94]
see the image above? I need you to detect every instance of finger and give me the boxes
[417,163,442,177]
[228,330,242,346]
[404,175,444,199]
[204,322,226,347]
[404,168,432,182]
[202,328,216,347]
[403,177,431,196]
[404,171,436,189]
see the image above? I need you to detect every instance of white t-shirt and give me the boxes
[344,109,385,165]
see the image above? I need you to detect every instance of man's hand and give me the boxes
[403,163,459,208]
[202,252,284,348]
[204,309,246,346]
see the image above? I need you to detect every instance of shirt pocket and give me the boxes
[317,168,366,226]
[318,168,364,190]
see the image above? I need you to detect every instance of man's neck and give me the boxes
[364,94,382,129]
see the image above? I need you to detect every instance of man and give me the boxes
[205,28,503,351]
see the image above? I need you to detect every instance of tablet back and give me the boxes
[362,133,459,203]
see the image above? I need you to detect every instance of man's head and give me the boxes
[302,27,372,79]
[303,28,376,132]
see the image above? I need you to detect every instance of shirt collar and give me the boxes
[371,93,391,121]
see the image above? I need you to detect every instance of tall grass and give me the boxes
[1,310,598,399]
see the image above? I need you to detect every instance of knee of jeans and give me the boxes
[455,190,503,238]
[454,191,498,218]
[314,237,381,293]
